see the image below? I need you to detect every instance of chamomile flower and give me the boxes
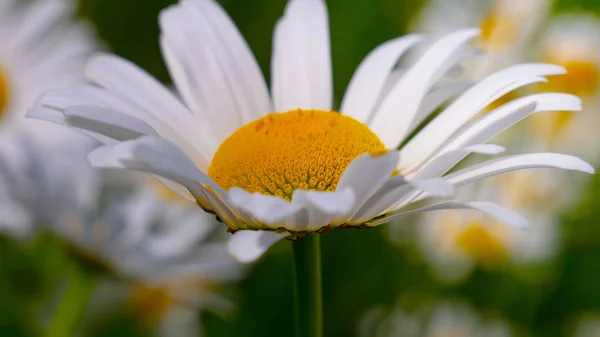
[528,14,600,160]
[413,0,550,78]
[416,177,559,282]
[0,117,241,336]
[31,0,593,263]
[29,147,240,336]
[359,301,513,337]
[0,0,97,235]
[84,188,242,337]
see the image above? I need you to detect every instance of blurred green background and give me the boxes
[2,0,600,336]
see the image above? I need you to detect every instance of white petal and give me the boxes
[413,94,581,178]
[369,29,480,148]
[399,63,566,171]
[27,106,68,126]
[64,105,159,141]
[445,153,595,187]
[411,81,473,131]
[271,0,332,111]
[87,145,124,168]
[348,176,408,223]
[445,94,580,153]
[227,231,286,263]
[85,54,215,166]
[105,137,246,226]
[349,178,453,223]
[227,188,303,227]
[291,188,355,230]
[368,201,528,229]
[408,179,455,197]
[160,0,271,126]
[340,35,422,122]
[336,151,399,218]
[464,144,506,154]
[409,144,506,180]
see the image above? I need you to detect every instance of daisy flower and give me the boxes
[528,14,600,160]
[416,178,559,282]
[359,301,513,337]
[18,141,242,336]
[0,0,97,236]
[2,115,241,337]
[80,188,242,337]
[413,0,551,78]
[30,0,594,266]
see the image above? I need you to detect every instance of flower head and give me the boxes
[0,0,97,236]
[31,0,594,263]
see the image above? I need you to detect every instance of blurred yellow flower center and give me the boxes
[456,223,506,266]
[544,59,600,97]
[129,285,173,326]
[532,57,599,139]
[478,11,517,51]
[208,109,386,200]
[0,64,9,116]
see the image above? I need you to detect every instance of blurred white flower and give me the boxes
[527,14,600,162]
[81,187,244,337]
[0,0,97,236]
[39,159,243,336]
[30,0,593,265]
[359,301,513,337]
[416,177,559,281]
[572,313,600,337]
[413,0,551,78]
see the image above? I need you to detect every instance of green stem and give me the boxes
[292,235,323,337]
[45,264,96,337]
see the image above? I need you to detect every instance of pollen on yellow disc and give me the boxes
[0,64,10,117]
[129,285,173,327]
[208,109,386,200]
[456,223,507,267]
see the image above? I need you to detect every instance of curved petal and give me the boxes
[227,231,286,263]
[399,63,566,171]
[227,188,303,229]
[337,151,399,218]
[411,93,581,178]
[340,35,423,122]
[368,201,529,229]
[369,29,480,148]
[444,153,595,187]
[159,0,271,128]
[64,105,159,141]
[271,0,332,112]
[291,188,355,230]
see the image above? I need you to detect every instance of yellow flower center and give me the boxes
[208,109,386,201]
[129,285,173,327]
[0,64,10,116]
[456,223,506,267]
[532,57,599,140]
[478,10,518,51]
[543,59,600,97]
